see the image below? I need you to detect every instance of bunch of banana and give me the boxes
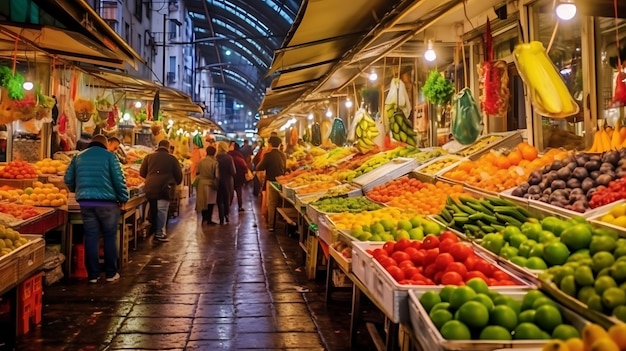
[588,126,626,152]
[354,112,379,153]
[390,110,417,147]
[513,41,579,117]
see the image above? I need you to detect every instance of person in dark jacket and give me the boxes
[216,141,236,224]
[140,139,183,241]
[255,136,286,231]
[64,134,129,283]
[228,141,249,212]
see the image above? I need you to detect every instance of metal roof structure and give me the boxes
[184,0,301,112]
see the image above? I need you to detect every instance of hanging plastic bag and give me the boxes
[451,88,483,145]
[613,67,626,106]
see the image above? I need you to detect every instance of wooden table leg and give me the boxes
[349,282,362,350]
[386,321,399,351]
[325,252,334,303]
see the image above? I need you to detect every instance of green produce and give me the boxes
[348,214,441,242]
[389,110,417,146]
[353,146,422,177]
[354,112,379,153]
[311,122,322,146]
[310,197,382,214]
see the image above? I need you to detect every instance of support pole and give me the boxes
[162,13,166,84]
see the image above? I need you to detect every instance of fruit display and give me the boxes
[513,41,579,118]
[367,178,466,215]
[416,155,464,176]
[310,147,354,169]
[352,146,422,178]
[285,174,335,188]
[588,126,626,153]
[435,196,536,239]
[354,112,380,153]
[0,203,41,221]
[368,235,519,286]
[310,197,382,214]
[541,324,626,351]
[23,181,68,207]
[124,168,144,187]
[597,202,626,228]
[125,147,150,164]
[589,176,626,209]
[443,144,568,193]
[276,169,319,184]
[0,225,30,256]
[510,149,626,213]
[330,240,351,259]
[328,206,413,231]
[34,158,69,175]
[0,160,38,179]
[389,111,417,147]
[418,287,578,341]
[456,135,503,157]
[347,215,442,242]
[294,181,340,195]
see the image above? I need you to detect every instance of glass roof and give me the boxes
[185,0,301,113]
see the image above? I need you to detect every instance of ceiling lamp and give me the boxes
[307,113,314,120]
[424,40,437,62]
[368,70,378,82]
[22,81,33,91]
[345,98,353,108]
[325,108,333,117]
[555,0,576,20]
[134,101,142,108]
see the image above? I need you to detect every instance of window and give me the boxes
[124,22,130,43]
[134,0,142,21]
[138,33,141,51]
[168,21,177,40]
[145,0,151,19]
[169,56,176,73]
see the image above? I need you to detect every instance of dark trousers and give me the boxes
[216,188,230,222]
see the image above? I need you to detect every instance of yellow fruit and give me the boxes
[40,199,51,206]
[46,193,56,201]
[610,203,626,218]
[590,338,619,351]
[613,216,626,228]
[602,214,616,224]
[608,324,626,350]
[565,338,584,351]
[583,324,610,350]
[541,340,570,351]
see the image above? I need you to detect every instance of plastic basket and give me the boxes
[412,155,467,184]
[317,215,338,245]
[16,235,45,278]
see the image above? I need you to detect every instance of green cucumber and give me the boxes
[493,206,528,223]
[495,213,523,227]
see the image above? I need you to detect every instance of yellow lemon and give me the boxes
[602,214,616,224]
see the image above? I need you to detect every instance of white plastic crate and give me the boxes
[350,241,377,287]
[317,215,338,245]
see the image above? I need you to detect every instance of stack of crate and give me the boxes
[17,272,43,335]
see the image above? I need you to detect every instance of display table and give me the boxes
[63,194,147,278]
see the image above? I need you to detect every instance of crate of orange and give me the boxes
[365,177,469,216]
[441,142,571,194]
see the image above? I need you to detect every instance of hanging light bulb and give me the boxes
[307,113,314,120]
[168,118,174,125]
[555,0,576,20]
[134,101,142,108]
[345,98,353,108]
[325,108,333,117]
[22,81,33,91]
[424,40,437,62]
[123,113,131,121]
[368,70,378,82]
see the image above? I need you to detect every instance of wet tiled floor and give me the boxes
[15,187,383,351]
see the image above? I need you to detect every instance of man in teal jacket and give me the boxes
[64,134,129,283]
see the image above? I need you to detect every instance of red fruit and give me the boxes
[403,247,418,257]
[386,266,405,282]
[474,259,495,277]
[435,253,455,271]
[423,248,440,266]
[492,270,510,281]
[423,264,438,278]
[395,238,411,252]
[496,280,517,286]
[410,241,422,250]
[410,273,426,281]
[424,278,435,285]
[412,280,427,285]
[450,243,472,262]
[439,231,459,243]
[441,271,464,285]
[398,260,415,269]
[465,270,488,282]
[383,241,396,255]
[410,250,425,266]
[446,262,468,278]
[378,257,397,268]
[398,279,413,285]
[391,251,411,263]
[438,238,456,253]
[402,266,420,279]
[433,271,445,284]
[372,248,388,258]
[487,278,498,286]
[463,255,478,271]
[422,234,440,250]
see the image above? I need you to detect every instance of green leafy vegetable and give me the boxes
[422,70,454,106]
[0,66,25,100]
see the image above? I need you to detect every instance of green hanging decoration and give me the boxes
[0,66,25,100]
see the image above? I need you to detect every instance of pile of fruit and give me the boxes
[417,156,463,175]
[330,241,351,259]
[285,174,334,188]
[125,168,143,187]
[328,207,411,230]
[456,135,503,157]
[353,113,380,153]
[367,178,466,215]
[443,143,568,192]
[352,146,422,177]
[23,182,68,207]
[0,225,30,256]
[0,203,41,220]
[295,181,340,195]
[310,147,353,169]
[588,125,626,153]
[276,169,319,184]
[589,176,626,209]
[419,287,577,341]
[598,202,626,228]
[542,323,626,351]
[310,197,382,214]
[33,158,68,175]
[435,196,536,239]
[0,160,38,179]
[510,149,626,213]
[348,215,442,242]
[368,234,519,286]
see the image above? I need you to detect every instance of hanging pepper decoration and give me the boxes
[612,0,626,106]
[477,19,510,116]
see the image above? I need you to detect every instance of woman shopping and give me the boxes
[195,146,219,224]
[228,141,250,211]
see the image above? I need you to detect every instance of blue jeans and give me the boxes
[149,199,170,236]
[80,204,120,280]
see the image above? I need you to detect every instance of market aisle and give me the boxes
[14,188,360,351]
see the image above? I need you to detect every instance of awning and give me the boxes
[0,25,132,69]
[259,84,311,112]
[259,0,395,112]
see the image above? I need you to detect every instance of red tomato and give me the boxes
[423,248,440,266]
[463,255,479,271]
[487,278,498,286]
[402,266,420,279]
[423,264,438,278]
[410,240,422,250]
[403,247,418,257]
[383,241,396,255]
[441,271,464,285]
[386,266,405,282]
[496,280,517,286]
[439,231,459,243]
[474,259,495,277]
[395,238,411,252]
[410,273,427,281]
[391,251,411,263]
[398,260,415,269]
[398,279,413,285]
[492,270,510,281]
[438,238,456,253]
[465,270,488,282]
[410,250,425,266]
[378,257,397,268]
[422,234,440,250]
[433,271,445,284]
[372,248,388,258]
[446,262,468,278]
[435,253,455,271]
[450,243,472,262]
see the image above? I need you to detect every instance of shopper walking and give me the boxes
[196,146,219,224]
[240,139,253,168]
[228,142,249,211]
[189,135,205,185]
[140,139,183,241]
[64,134,129,283]
[216,141,236,224]
[255,136,286,232]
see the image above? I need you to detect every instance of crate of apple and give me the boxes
[0,161,38,179]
